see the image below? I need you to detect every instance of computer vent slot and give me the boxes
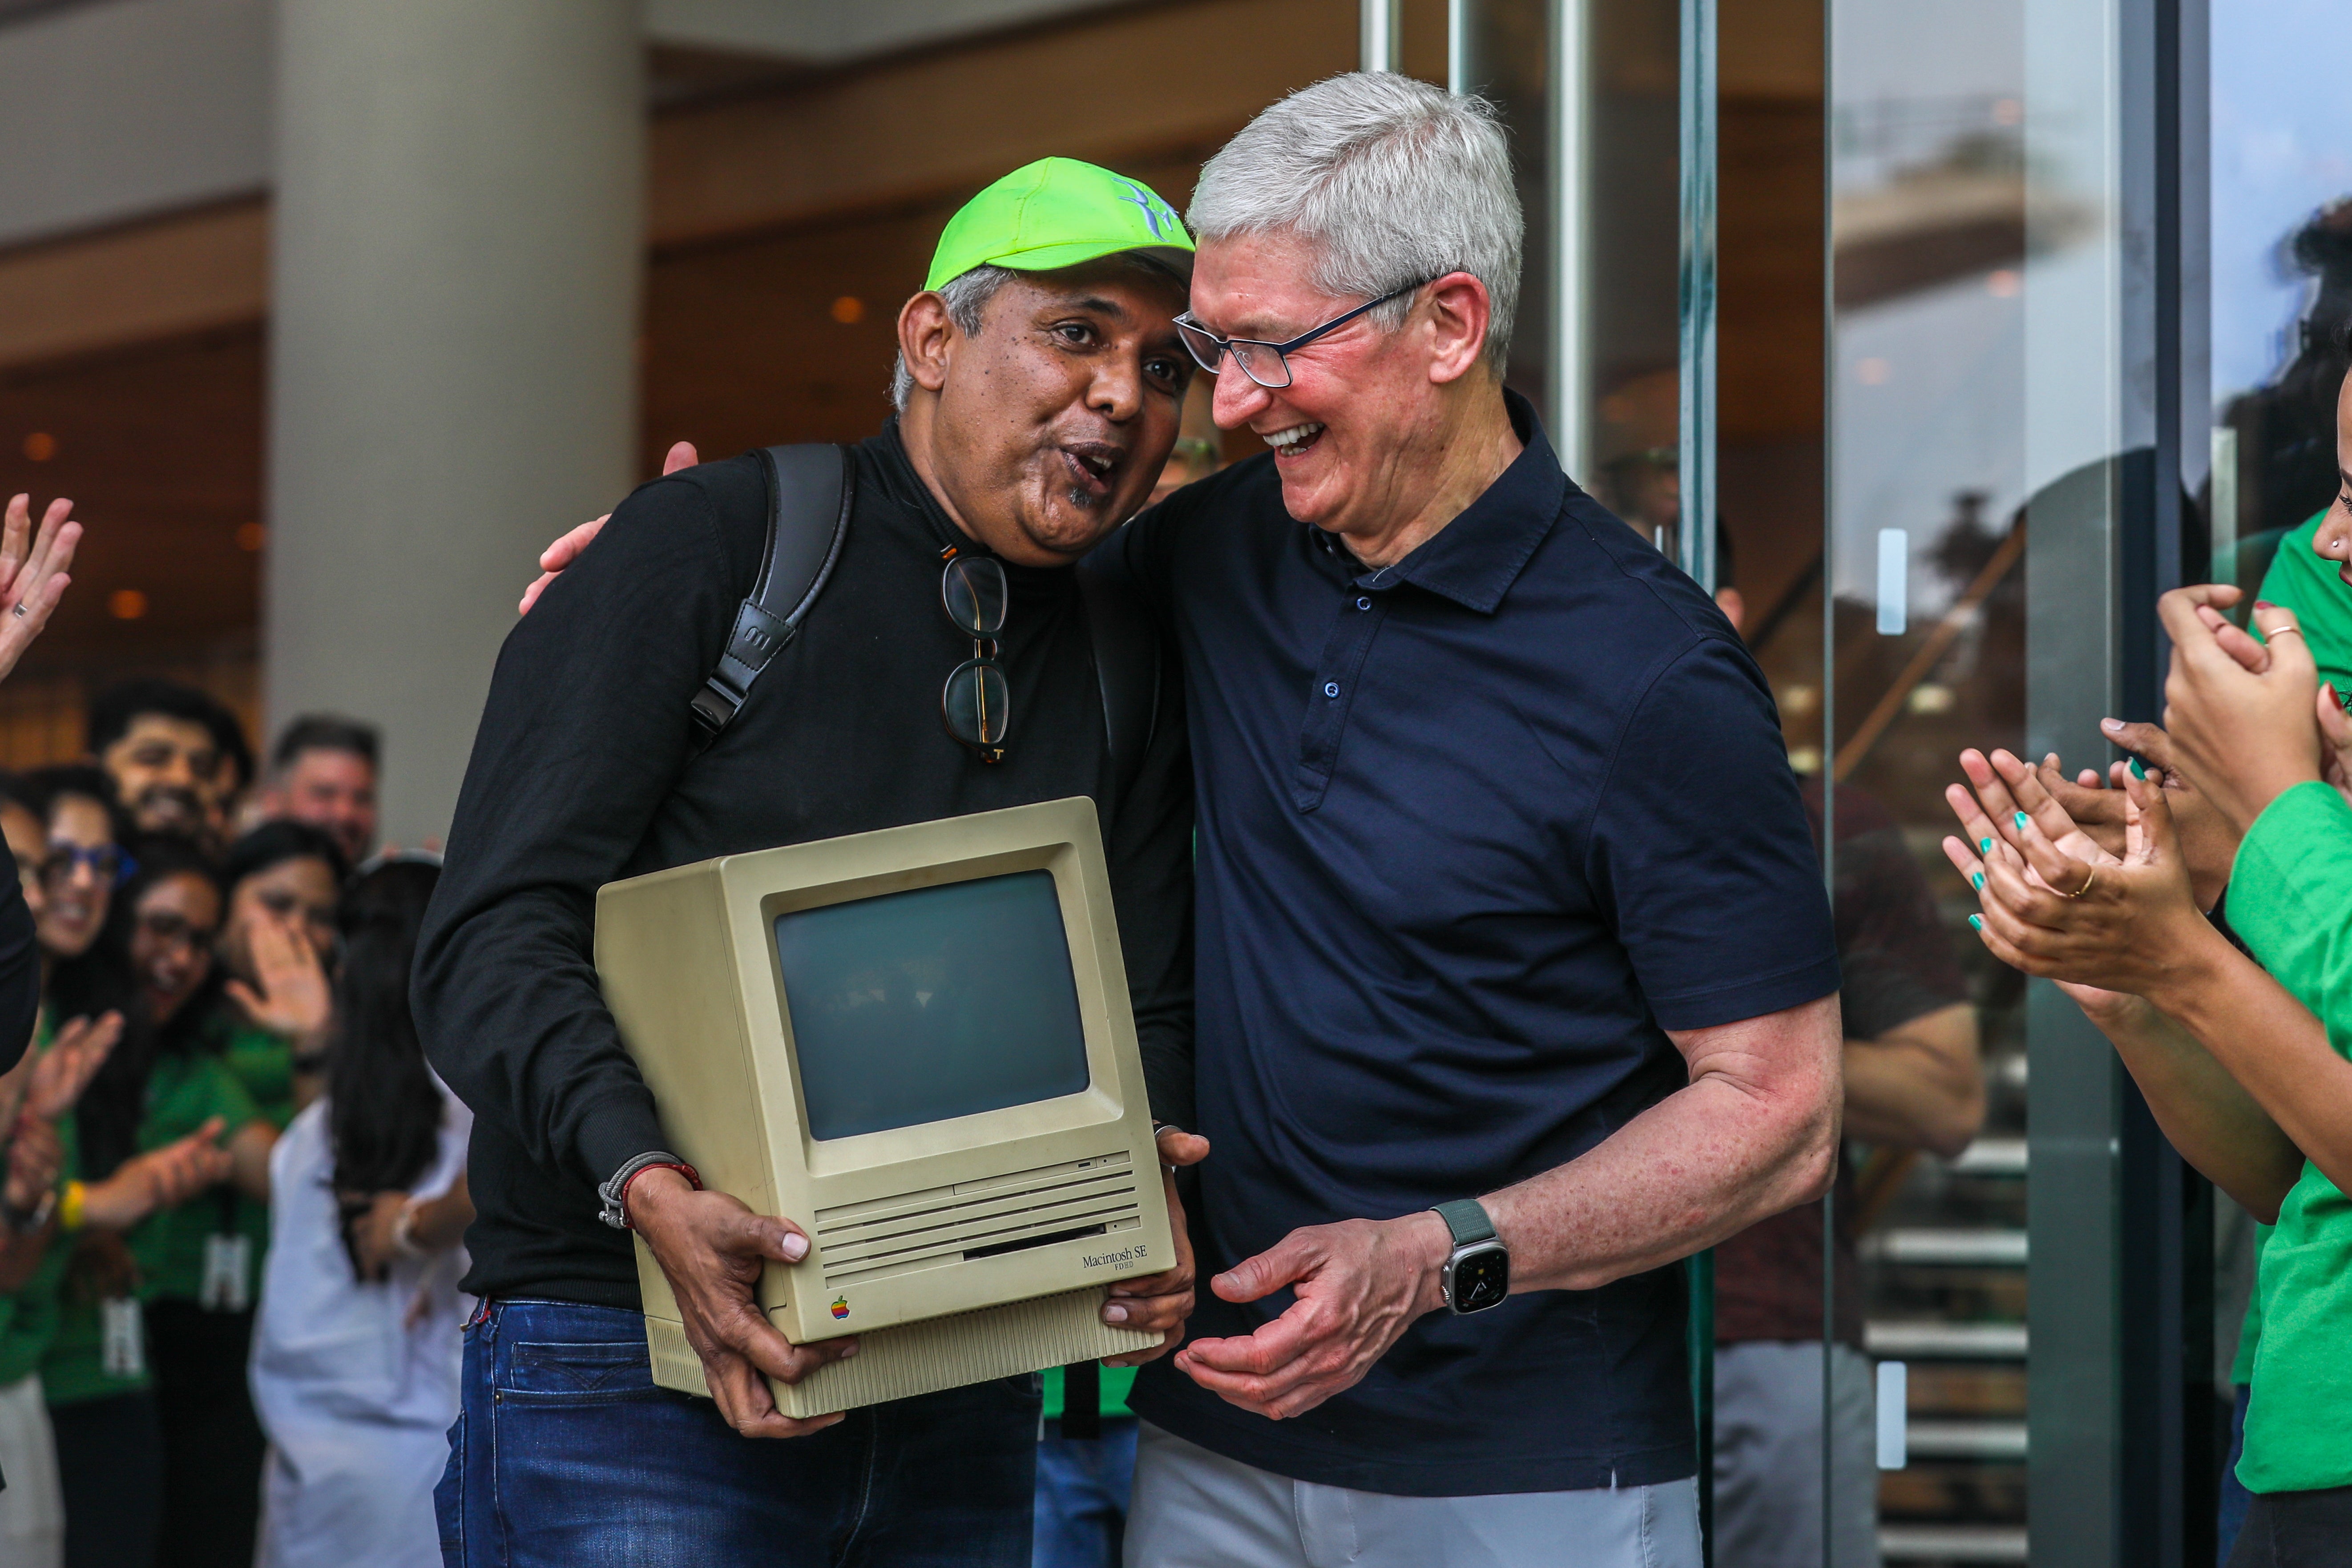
[815,1153,1141,1285]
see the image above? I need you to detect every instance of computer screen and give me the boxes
[774,869,1092,1141]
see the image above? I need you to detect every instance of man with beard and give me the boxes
[87,680,253,852]
[416,157,1206,1567]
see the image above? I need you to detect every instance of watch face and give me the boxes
[1450,1244,1510,1313]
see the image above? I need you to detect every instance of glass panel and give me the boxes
[2205,4,2352,597]
[1825,0,2033,1564]
[1457,0,1680,498]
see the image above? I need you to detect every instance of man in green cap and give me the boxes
[416,157,1208,1565]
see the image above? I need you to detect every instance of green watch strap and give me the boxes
[1432,1198,1497,1249]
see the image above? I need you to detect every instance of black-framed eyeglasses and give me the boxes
[1173,280,1428,390]
[939,553,1009,762]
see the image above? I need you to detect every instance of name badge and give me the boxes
[200,1233,251,1313]
[101,1297,144,1379]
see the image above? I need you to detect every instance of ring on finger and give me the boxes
[2268,625,2304,641]
[2058,865,2098,900]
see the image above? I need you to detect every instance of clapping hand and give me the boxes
[4,1116,62,1215]
[2158,589,2326,833]
[226,917,331,1044]
[1942,749,2207,1005]
[2033,719,2239,911]
[81,1117,235,1229]
[0,494,80,686]
[24,1013,122,1122]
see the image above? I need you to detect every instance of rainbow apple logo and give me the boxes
[830,1296,849,1320]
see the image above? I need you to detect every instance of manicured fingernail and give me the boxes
[2013,812,2029,829]
[1969,914,1984,931]
[2101,717,2125,733]
[2256,599,2275,610]
[1104,1303,1129,1323]
[1972,872,1985,890]
[2129,758,2146,779]
[781,1233,809,1262]
[1980,838,1993,854]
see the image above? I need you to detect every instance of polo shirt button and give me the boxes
[1356,597,1372,611]
[1324,682,1340,698]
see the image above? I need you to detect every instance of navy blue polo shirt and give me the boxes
[1113,393,1840,1497]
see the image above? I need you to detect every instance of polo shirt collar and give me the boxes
[1332,389,1565,614]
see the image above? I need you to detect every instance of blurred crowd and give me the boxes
[0,500,470,1568]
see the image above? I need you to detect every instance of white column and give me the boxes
[266,0,644,846]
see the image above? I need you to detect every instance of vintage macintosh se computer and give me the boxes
[594,797,1172,1417]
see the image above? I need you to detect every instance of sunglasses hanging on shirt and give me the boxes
[940,552,1009,762]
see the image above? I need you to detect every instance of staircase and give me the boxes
[1865,1104,2031,1565]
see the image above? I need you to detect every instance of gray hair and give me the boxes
[1187,72,1522,375]
[889,265,1017,412]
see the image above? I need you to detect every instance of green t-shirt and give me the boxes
[129,1048,266,1305]
[1041,1362,1138,1423]
[2231,1222,2272,1387]
[39,1112,153,1408]
[2222,513,2341,1399]
[201,1011,293,1293]
[2226,781,2352,1493]
[206,1012,296,1133]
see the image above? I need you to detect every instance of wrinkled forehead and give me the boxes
[997,257,1189,332]
[1186,230,1354,337]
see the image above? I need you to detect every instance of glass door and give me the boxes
[1823,0,2031,1560]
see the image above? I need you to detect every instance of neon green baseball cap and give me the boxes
[924,157,1193,293]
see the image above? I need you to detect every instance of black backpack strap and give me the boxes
[688,444,855,750]
[1072,548,1163,802]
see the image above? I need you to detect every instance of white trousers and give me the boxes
[1126,1421,1702,1568]
[0,1371,65,1568]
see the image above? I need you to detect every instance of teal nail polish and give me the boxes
[2014,812,2029,830]
[1969,914,1984,932]
[2129,757,2146,780]
[1980,838,1993,854]
[1973,872,1985,890]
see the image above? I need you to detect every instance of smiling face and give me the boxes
[37,794,114,961]
[129,871,222,1026]
[267,747,378,865]
[222,855,340,984]
[898,260,1192,565]
[1187,231,1497,552]
[101,713,222,838]
[2312,370,2352,586]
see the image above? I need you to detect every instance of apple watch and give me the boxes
[1431,1197,1510,1314]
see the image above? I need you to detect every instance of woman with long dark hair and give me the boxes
[24,802,236,1568]
[137,820,343,1568]
[251,855,471,1568]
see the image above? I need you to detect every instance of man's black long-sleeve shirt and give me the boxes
[414,423,1194,1308]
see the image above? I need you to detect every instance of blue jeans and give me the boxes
[1033,1416,1138,1568]
[436,1299,1039,1568]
